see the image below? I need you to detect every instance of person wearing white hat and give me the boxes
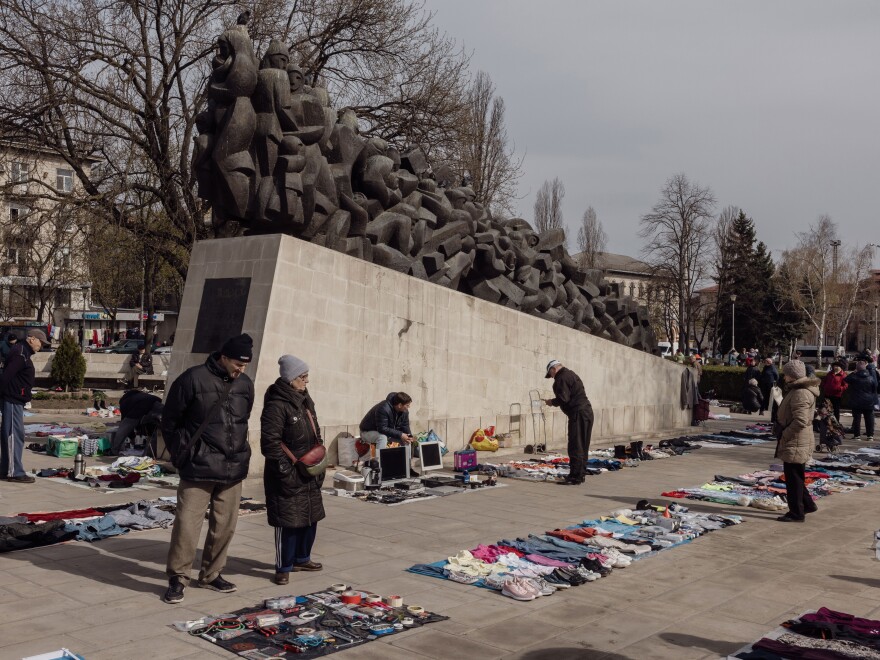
[543,360,594,485]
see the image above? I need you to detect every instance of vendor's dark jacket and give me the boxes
[845,369,878,409]
[0,343,35,404]
[551,367,593,418]
[119,390,162,421]
[260,378,325,528]
[741,384,763,413]
[744,365,760,384]
[759,364,779,388]
[129,351,154,374]
[161,353,254,483]
[359,392,411,440]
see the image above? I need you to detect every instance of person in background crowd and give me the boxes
[864,353,880,410]
[674,349,686,364]
[728,349,739,367]
[742,378,763,414]
[124,345,153,389]
[820,361,848,423]
[0,333,18,373]
[793,351,816,377]
[744,357,760,384]
[544,359,594,486]
[774,360,820,523]
[161,334,255,604]
[261,355,325,586]
[359,392,418,477]
[845,359,877,441]
[0,329,48,483]
[758,357,779,420]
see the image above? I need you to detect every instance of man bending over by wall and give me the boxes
[359,392,418,478]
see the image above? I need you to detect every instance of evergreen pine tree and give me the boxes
[51,332,87,391]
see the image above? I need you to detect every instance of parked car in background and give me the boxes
[152,345,172,355]
[95,339,145,354]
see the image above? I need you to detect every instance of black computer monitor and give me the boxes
[418,442,443,474]
[378,446,407,482]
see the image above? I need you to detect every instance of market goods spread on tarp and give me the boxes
[0,497,266,552]
[407,504,742,601]
[729,607,880,659]
[489,439,702,483]
[33,457,178,493]
[661,449,880,511]
[171,587,447,658]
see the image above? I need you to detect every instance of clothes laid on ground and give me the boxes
[662,451,880,511]
[407,504,742,601]
[171,586,447,658]
[1,498,266,553]
[323,476,505,505]
[731,608,880,659]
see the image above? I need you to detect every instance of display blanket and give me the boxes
[171,587,447,658]
[408,504,743,601]
[727,608,880,659]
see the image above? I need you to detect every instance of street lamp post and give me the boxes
[874,302,878,353]
[81,285,89,350]
[730,294,737,353]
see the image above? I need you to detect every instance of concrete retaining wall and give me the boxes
[168,235,693,472]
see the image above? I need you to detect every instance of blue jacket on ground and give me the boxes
[845,370,878,409]
[359,392,411,440]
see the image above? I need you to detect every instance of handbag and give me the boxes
[280,409,327,476]
[171,383,232,469]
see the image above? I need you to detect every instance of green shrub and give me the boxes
[51,333,87,391]
[699,365,747,401]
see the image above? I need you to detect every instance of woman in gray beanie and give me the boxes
[260,355,325,584]
[774,359,820,522]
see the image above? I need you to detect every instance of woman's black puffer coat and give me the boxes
[260,378,325,529]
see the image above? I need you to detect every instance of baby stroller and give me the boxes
[814,399,844,453]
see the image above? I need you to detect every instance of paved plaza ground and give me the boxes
[0,409,878,659]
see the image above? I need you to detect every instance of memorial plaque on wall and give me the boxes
[192,278,252,353]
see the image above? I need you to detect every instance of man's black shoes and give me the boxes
[2,475,35,483]
[162,577,185,603]
[198,574,237,592]
[558,478,585,486]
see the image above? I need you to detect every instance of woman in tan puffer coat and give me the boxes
[775,359,820,522]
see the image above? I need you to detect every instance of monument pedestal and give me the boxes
[168,235,692,475]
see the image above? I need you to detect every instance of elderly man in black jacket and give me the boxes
[160,334,255,604]
[0,329,49,483]
[544,359,594,486]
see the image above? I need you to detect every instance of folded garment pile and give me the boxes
[408,503,742,601]
[730,607,880,659]
[693,429,775,447]
[172,586,447,658]
[0,497,266,552]
[662,453,880,511]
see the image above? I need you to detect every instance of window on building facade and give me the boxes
[54,288,72,308]
[56,168,73,192]
[638,283,645,298]
[54,247,72,268]
[629,283,635,296]
[10,161,28,184]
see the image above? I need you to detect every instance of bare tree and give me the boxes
[451,71,523,216]
[775,215,871,365]
[0,0,472,279]
[639,173,716,352]
[533,177,565,234]
[576,206,607,269]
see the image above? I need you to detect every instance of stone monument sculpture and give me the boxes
[193,22,657,352]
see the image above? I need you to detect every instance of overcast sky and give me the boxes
[422,0,880,263]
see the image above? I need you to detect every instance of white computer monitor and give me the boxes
[418,441,444,474]
[378,446,408,482]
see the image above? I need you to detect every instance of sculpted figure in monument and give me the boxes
[206,26,258,223]
[251,40,292,226]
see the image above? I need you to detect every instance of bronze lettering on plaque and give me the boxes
[192,277,252,353]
